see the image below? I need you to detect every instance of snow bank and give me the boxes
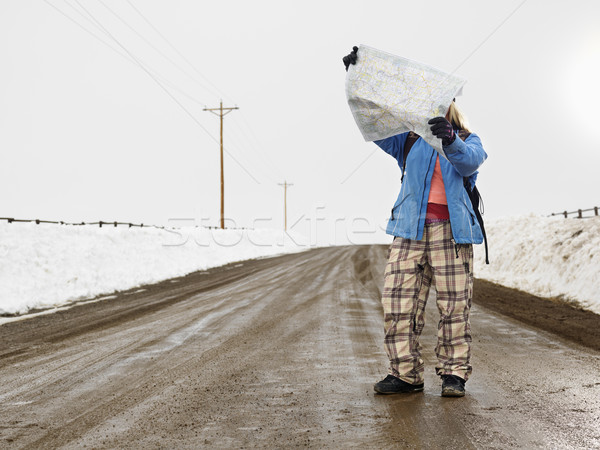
[3,215,598,317]
[474,214,600,314]
[0,223,309,315]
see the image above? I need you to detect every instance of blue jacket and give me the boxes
[375,132,487,244]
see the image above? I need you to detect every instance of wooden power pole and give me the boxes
[203,101,239,229]
[278,181,293,231]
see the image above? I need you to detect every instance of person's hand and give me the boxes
[342,46,359,71]
[428,117,456,146]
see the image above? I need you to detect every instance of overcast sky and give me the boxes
[1,0,599,245]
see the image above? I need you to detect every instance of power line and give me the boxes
[340,149,377,184]
[46,0,267,187]
[65,0,260,183]
[57,0,209,109]
[70,0,212,140]
[123,0,285,185]
[96,0,222,102]
[451,0,529,74]
[110,0,285,184]
[45,0,126,59]
[51,0,208,108]
[230,113,284,177]
[124,0,234,104]
[221,118,280,184]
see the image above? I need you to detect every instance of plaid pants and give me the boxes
[382,221,473,384]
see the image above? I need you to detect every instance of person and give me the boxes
[343,46,488,397]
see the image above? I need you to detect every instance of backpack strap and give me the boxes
[401,132,419,182]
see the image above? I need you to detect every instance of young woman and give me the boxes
[343,48,488,397]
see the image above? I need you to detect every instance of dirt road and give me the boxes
[1,246,599,448]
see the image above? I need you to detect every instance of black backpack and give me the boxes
[401,131,489,264]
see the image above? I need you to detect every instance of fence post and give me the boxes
[578,209,582,218]
[563,211,567,218]
[99,221,103,228]
[595,206,598,216]
[114,221,117,227]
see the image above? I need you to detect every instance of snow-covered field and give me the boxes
[474,214,600,314]
[1,214,599,317]
[0,223,309,316]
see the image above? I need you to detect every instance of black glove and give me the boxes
[342,46,359,71]
[428,117,456,146]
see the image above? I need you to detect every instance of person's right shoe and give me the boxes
[373,375,424,394]
[441,375,466,397]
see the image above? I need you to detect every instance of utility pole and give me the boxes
[278,181,293,231]
[203,101,239,229]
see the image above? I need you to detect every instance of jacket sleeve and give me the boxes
[374,133,408,165]
[443,132,487,177]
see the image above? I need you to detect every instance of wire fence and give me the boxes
[0,217,248,230]
[550,207,599,219]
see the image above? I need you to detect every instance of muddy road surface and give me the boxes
[1,246,599,449]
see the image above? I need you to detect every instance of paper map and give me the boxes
[345,45,466,155]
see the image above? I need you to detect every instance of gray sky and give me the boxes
[1,0,599,245]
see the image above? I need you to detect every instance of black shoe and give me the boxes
[441,375,466,397]
[374,375,424,394]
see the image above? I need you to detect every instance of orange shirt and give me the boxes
[427,155,447,205]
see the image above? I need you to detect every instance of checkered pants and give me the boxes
[382,221,473,384]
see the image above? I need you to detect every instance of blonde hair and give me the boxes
[447,102,471,132]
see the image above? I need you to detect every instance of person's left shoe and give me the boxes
[441,375,466,397]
